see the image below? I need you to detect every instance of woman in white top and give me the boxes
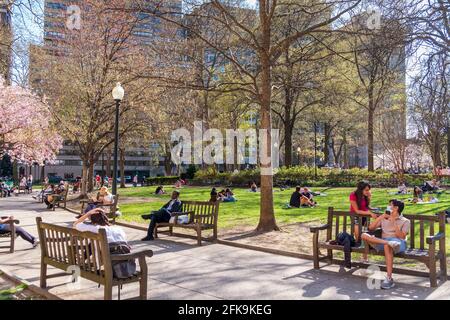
[73,208,126,243]
[97,186,114,205]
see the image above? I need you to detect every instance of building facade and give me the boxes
[0,0,12,82]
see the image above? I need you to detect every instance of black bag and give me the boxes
[109,241,136,279]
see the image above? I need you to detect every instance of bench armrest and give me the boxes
[426,232,445,245]
[110,249,154,261]
[310,224,330,233]
[1,217,19,224]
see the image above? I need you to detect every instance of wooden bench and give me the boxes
[154,201,219,246]
[80,195,120,223]
[310,207,447,287]
[0,217,19,253]
[49,185,69,211]
[36,217,153,300]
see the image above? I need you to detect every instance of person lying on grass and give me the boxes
[0,216,39,248]
[361,199,410,290]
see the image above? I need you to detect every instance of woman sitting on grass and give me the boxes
[300,187,317,207]
[155,185,166,195]
[250,182,258,192]
[223,188,236,202]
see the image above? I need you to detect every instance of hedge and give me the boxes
[191,167,433,188]
[145,176,179,186]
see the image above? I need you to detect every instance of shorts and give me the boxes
[353,216,368,225]
[375,237,407,254]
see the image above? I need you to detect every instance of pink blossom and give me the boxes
[0,79,62,165]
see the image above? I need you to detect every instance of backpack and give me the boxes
[109,241,136,279]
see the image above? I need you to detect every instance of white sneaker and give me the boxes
[32,240,40,248]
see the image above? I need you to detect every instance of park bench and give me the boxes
[154,201,219,246]
[0,217,19,253]
[36,217,153,300]
[80,194,120,223]
[49,185,69,211]
[310,207,447,287]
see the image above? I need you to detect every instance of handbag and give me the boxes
[109,241,136,279]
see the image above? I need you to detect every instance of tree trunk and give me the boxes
[367,106,375,172]
[87,156,94,192]
[256,16,278,232]
[324,123,331,166]
[80,160,89,197]
[284,123,293,167]
[40,164,45,183]
[447,126,450,167]
[283,91,293,167]
[120,148,126,189]
[106,150,112,178]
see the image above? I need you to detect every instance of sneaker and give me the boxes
[380,277,395,289]
[141,214,152,220]
[387,241,400,253]
[141,236,154,241]
[32,240,40,248]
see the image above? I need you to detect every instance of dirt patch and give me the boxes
[219,222,317,256]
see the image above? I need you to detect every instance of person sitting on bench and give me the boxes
[73,208,127,243]
[0,182,11,197]
[97,186,113,205]
[141,191,182,241]
[289,186,301,208]
[361,199,410,290]
[0,216,39,248]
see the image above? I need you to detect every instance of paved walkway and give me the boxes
[0,195,449,300]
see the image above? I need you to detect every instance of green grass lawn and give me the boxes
[117,186,450,230]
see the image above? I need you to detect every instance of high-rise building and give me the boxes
[0,0,12,82]
[37,0,184,180]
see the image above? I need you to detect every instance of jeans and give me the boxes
[0,225,35,244]
[146,209,171,238]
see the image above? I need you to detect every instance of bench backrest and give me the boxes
[182,201,219,225]
[327,207,446,251]
[36,217,112,283]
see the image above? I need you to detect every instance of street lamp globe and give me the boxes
[112,82,125,101]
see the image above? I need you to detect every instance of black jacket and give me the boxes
[289,192,301,208]
[162,199,182,213]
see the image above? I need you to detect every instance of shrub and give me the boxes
[191,166,434,188]
[145,176,179,186]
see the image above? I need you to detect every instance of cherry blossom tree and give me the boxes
[0,78,62,165]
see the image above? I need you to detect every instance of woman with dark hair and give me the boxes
[349,181,378,260]
[73,208,126,243]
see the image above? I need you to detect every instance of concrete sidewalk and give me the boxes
[0,195,449,300]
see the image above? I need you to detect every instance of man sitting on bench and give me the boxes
[361,199,410,290]
[141,191,182,241]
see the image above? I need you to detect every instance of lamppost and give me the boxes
[297,147,301,166]
[111,83,125,196]
[313,122,318,179]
